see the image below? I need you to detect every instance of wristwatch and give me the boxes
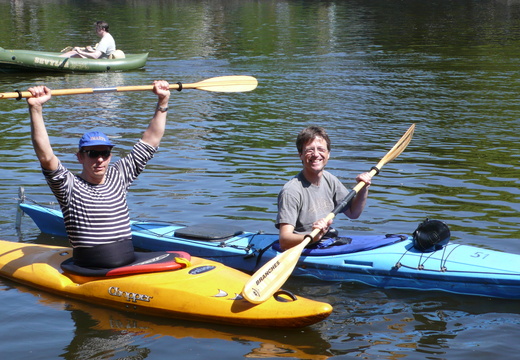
[156,105,168,112]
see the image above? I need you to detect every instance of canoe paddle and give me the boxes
[0,75,258,100]
[242,123,416,304]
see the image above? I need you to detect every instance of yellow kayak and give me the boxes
[0,240,332,328]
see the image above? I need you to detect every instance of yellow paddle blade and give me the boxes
[184,75,258,92]
[242,237,311,304]
[375,123,415,170]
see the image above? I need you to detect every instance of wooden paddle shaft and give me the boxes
[0,84,176,99]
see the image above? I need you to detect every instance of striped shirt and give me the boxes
[43,140,156,248]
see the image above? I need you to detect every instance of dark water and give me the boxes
[0,0,519,359]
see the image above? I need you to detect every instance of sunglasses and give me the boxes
[81,149,112,159]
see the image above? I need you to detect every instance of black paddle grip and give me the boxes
[332,190,357,215]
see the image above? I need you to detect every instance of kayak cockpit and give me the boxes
[61,251,191,283]
[272,234,408,256]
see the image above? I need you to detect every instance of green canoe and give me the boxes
[0,47,148,73]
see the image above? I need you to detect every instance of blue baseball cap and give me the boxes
[78,131,115,149]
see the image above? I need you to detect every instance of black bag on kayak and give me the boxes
[412,218,450,252]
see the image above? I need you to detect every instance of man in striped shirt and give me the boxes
[26,81,170,268]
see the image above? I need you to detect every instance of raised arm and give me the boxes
[141,80,171,148]
[27,86,59,171]
[343,172,372,219]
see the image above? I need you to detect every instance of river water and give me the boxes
[0,0,519,359]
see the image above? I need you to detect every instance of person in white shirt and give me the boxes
[60,21,116,59]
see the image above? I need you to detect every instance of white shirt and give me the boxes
[96,32,116,58]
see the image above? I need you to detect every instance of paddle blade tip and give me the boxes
[241,287,267,304]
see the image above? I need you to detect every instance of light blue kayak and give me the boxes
[18,200,520,300]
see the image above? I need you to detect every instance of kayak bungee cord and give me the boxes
[395,243,520,276]
[394,244,451,272]
[131,221,261,255]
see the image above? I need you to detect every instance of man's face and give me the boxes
[299,137,330,175]
[78,145,112,181]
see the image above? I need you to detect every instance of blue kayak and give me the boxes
[18,200,520,300]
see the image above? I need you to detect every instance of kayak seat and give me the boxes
[174,224,245,241]
[272,234,407,256]
[61,251,191,277]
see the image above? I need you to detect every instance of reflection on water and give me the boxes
[0,278,332,360]
[0,0,519,359]
[288,280,520,359]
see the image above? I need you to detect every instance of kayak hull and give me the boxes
[19,201,520,299]
[0,239,332,328]
[0,48,148,73]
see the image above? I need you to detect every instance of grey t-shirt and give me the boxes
[276,170,349,233]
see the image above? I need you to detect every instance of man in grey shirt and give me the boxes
[276,126,372,250]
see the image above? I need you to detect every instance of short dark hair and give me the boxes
[296,126,331,154]
[95,21,109,32]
